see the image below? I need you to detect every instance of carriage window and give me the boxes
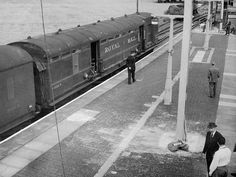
[50,56,61,63]
[101,39,107,44]
[72,51,80,74]
[7,77,14,100]
[108,37,114,41]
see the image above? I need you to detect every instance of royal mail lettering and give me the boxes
[105,43,120,53]
[128,36,136,43]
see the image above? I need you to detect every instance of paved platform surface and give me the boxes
[0,31,235,177]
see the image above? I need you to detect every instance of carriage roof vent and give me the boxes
[97,20,101,23]
[77,25,80,27]
[27,36,32,39]
[111,17,114,21]
[56,28,62,34]
[124,14,127,17]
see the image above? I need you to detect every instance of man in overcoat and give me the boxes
[203,122,224,175]
[126,51,136,84]
[225,21,231,35]
[208,62,220,98]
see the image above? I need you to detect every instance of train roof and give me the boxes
[0,45,32,72]
[10,12,151,59]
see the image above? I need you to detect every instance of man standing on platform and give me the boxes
[209,136,231,177]
[208,62,220,98]
[202,122,224,175]
[225,21,231,35]
[126,51,136,84]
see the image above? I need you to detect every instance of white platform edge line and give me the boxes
[226,53,236,57]
[223,73,236,77]
[226,49,236,53]
[220,94,236,100]
[219,101,236,108]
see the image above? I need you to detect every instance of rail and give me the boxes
[157,13,207,45]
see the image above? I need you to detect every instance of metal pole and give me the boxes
[204,1,211,50]
[136,0,139,13]
[164,17,174,105]
[220,0,224,30]
[176,0,192,141]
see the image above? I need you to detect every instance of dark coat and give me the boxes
[203,131,224,172]
[126,55,136,71]
[203,131,224,156]
[208,66,220,83]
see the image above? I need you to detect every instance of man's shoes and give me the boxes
[231,173,236,177]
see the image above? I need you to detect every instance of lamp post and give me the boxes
[220,0,224,31]
[164,17,174,105]
[204,0,211,51]
[176,0,193,141]
[152,14,183,105]
[136,0,139,13]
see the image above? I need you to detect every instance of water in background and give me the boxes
[0,0,171,44]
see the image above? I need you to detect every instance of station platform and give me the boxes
[0,30,235,177]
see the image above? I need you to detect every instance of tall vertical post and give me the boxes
[204,1,211,51]
[176,0,192,141]
[220,0,224,31]
[164,17,174,105]
[136,0,139,13]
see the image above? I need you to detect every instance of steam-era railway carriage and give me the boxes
[0,12,161,134]
[0,46,35,133]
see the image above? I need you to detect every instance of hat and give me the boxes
[207,122,217,129]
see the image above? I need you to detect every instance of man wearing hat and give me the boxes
[203,122,224,175]
[208,62,220,98]
[126,51,136,84]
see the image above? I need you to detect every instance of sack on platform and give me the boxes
[168,140,189,152]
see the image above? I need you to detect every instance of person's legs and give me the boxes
[231,173,236,177]
[132,70,136,82]
[212,167,228,177]
[213,82,217,97]
[206,153,213,175]
[209,82,214,97]
[128,70,132,84]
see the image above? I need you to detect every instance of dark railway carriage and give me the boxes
[0,45,35,134]
[10,12,156,109]
[98,12,153,72]
[10,32,92,108]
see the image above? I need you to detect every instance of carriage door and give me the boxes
[139,25,145,51]
[90,41,99,72]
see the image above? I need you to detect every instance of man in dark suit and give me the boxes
[203,122,224,175]
[208,62,220,98]
[126,51,136,84]
[225,21,231,35]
